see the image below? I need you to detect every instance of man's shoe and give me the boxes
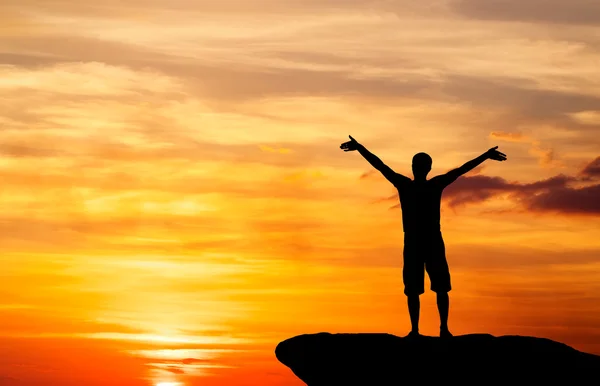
[440,329,453,338]
[406,330,421,339]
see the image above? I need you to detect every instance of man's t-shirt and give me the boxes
[392,173,458,233]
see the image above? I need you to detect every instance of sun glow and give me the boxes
[156,382,182,386]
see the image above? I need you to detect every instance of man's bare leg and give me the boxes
[407,295,420,336]
[437,292,452,337]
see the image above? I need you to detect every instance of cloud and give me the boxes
[443,166,600,214]
[5,10,597,132]
[490,131,526,142]
[449,245,600,269]
[0,34,174,69]
[440,75,600,133]
[3,3,600,145]
[453,0,600,25]
[528,144,557,168]
[0,62,179,96]
[156,64,600,131]
[0,304,149,336]
[259,145,292,154]
[166,366,185,374]
[580,156,600,179]
[4,0,435,18]
[490,131,559,167]
[570,111,600,126]
[0,143,62,158]
[360,170,378,179]
[443,175,511,207]
[182,358,213,364]
[525,184,600,214]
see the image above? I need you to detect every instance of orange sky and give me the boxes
[1,1,600,385]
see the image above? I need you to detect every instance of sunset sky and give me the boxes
[1,0,600,385]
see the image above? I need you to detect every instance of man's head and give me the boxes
[412,152,432,179]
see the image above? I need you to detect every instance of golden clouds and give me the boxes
[0,62,179,95]
[490,131,526,142]
[570,110,600,126]
[489,131,561,168]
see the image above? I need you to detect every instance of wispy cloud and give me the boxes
[490,131,560,167]
[453,0,600,25]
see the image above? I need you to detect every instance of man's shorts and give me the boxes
[403,230,451,296]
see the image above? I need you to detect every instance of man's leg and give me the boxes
[403,232,424,336]
[407,295,420,335]
[426,231,452,337]
[436,292,451,337]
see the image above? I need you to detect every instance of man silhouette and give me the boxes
[340,135,506,337]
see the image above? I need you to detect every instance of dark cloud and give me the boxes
[453,0,600,25]
[444,174,517,198]
[525,183,600,214]
[580,156,600,179]
[444,171,600,214]
[438,173,573,207]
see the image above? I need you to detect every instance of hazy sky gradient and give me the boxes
[1,1,599,385]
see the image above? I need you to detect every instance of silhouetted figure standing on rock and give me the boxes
[340,135,506,337]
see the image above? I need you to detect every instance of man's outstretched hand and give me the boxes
[486,146,507,161]
[340,135,360,152]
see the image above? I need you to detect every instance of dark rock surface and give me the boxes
[275,332,600,385]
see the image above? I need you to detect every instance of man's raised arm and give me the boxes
[340,135,408,184]
[439,146,507,184]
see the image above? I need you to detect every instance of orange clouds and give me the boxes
[258,145,292,154]
[490,131,560,167]
[490,131,526,142]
